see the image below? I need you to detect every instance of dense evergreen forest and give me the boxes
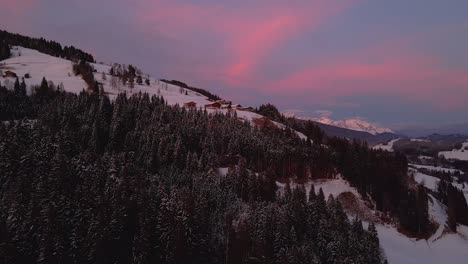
[0,30,94,63]
[0,38,11,61]
[0,84,386,263]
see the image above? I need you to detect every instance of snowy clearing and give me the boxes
[439,141,468,161]
[409,163,464,174]
[410,138,430,142]
[0,46,87,94]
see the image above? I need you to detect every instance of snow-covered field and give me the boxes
[372,138,400,152]
[377,213,468,264]
[418,155,434,160]
[276,176,360,199]
[439,141,468,161]
[0,47,87,94]
[409,163,464,174]
[412,169,468,201]
[410,138,430,142]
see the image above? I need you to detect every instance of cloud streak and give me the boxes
[270,41,468,110]
[135,0,358,85]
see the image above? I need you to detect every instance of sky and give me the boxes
[1,0,468,130]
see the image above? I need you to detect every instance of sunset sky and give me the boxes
[1,0,468,129]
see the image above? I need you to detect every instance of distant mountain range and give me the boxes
[395,123,468,138]
[310,117,393,135]
[284,112,400,144]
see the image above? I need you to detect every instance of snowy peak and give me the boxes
[285,112,393,135]
[323,118,393,135]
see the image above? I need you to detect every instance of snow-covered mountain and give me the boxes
[312,116,393,135]
[284,111,393,135]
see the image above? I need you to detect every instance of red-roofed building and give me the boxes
[205,102,221,109]
[183,102,197,108]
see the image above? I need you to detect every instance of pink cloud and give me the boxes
[0,0,36,14]
[133,1,468,112]
[134,0,359,85]
[270,43,468,111]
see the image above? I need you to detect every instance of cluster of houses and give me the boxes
[183,99,254,111]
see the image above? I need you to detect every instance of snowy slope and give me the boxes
[283,111,393,135]
[0,46,307,140]
[439,141,468,161]
[377,215,468,264]
[0,46,87,94]
[277,175,468,264]
[411,168,468,201]
[372,138,401,152]
[409,164,464,175]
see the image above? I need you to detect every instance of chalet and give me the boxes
[221,104,231,109]
[204,102,221,109]
[183,102,197,108]
[231,104,242,109]
[4,70,17,78]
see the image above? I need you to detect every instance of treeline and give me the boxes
[0,38,11,61]
[73,60,100,94]
[160,79,221,101]
[109,63,150,89]
[0,87,386,263]
[436,180,468,232]
[0,29,94,62]
[0,77,65,120]
[255,104,325,144]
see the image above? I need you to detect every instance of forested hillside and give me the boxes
[0,85,384,263]
[2,30,461,263]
